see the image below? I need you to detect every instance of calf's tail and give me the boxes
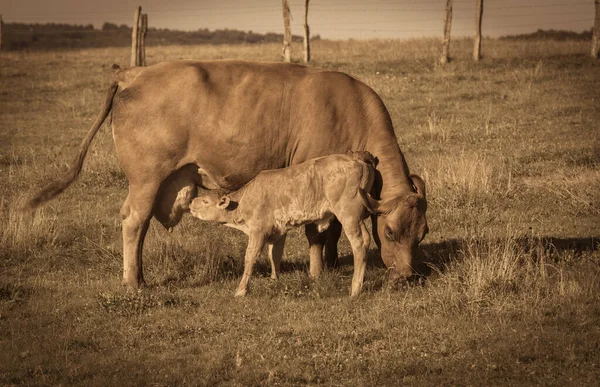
[25,82,119,210]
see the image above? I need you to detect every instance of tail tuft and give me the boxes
[24,81,119,210]
[24,172,78,211]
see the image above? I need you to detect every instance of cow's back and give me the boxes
[111,60,392,190]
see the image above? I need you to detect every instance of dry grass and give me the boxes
[1,39,599,385]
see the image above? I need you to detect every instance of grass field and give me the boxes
[1,38,599,385]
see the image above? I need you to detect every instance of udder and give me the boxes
[153,164,200,230]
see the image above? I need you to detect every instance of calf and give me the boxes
[190,151,378,297]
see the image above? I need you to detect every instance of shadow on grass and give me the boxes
[310,236,598,289]
[251,259,309,278]
[417,236,598,278]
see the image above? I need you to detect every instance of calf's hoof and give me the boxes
[121,276,145,289]
[234,288,247,297]
[309,267,323,279]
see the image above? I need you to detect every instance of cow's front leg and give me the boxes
[324,218,342,268]
[268,235,286,280]
[235,233,266,297]
[305,221,341,277]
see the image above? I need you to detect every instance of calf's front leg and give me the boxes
[304,223,326,277]
[267,235,286,280]
[341,220,370,297]
[235,233,266,297]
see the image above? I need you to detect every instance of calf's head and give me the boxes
[189,190,232,222]
[360,174,428,282]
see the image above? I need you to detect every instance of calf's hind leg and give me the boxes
[120,183,160,289]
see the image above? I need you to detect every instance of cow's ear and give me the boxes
[359,189,380,215]
[218,196,231,209]
[409,174,426,198]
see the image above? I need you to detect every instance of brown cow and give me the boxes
[26,60,428,288]
[190,151,377,297]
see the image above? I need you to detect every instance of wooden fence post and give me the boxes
[473,0,483,61]
[440,0,453,65]
[136,14,143,66]
[138,13,148,66]
[303,0,310,62]
[131,6,141,67]
[592,0,600,59]
[282,0,292,62]
[0,15,3,54]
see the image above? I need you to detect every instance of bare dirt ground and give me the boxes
[1,39,599,385]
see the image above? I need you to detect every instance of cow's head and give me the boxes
[189,190,232,223]
[360,174,428,282]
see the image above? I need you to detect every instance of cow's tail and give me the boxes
[24,82,119,210]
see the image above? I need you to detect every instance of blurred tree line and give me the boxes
[1,22,316,51]
[2,22,591,51]
[500,28,592,41]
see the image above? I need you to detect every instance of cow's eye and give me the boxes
[202,198,209,204]
[384,227,395,241]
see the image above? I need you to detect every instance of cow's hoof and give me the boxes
[234,289,247,297]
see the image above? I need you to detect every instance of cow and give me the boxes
[190,151,377,297]
[26,60,428,289]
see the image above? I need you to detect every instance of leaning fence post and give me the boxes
[131,6,141,67]
[0,15,3,55]
[440,0,453,65]
[303,0,310,63]
[592,0,600,59]
[473,0,484,61]
[138,13,148,66]
[282,0,292,62]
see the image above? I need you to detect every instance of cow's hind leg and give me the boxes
[120,183,160,288]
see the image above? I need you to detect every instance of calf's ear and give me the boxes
[218,196,231,209]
